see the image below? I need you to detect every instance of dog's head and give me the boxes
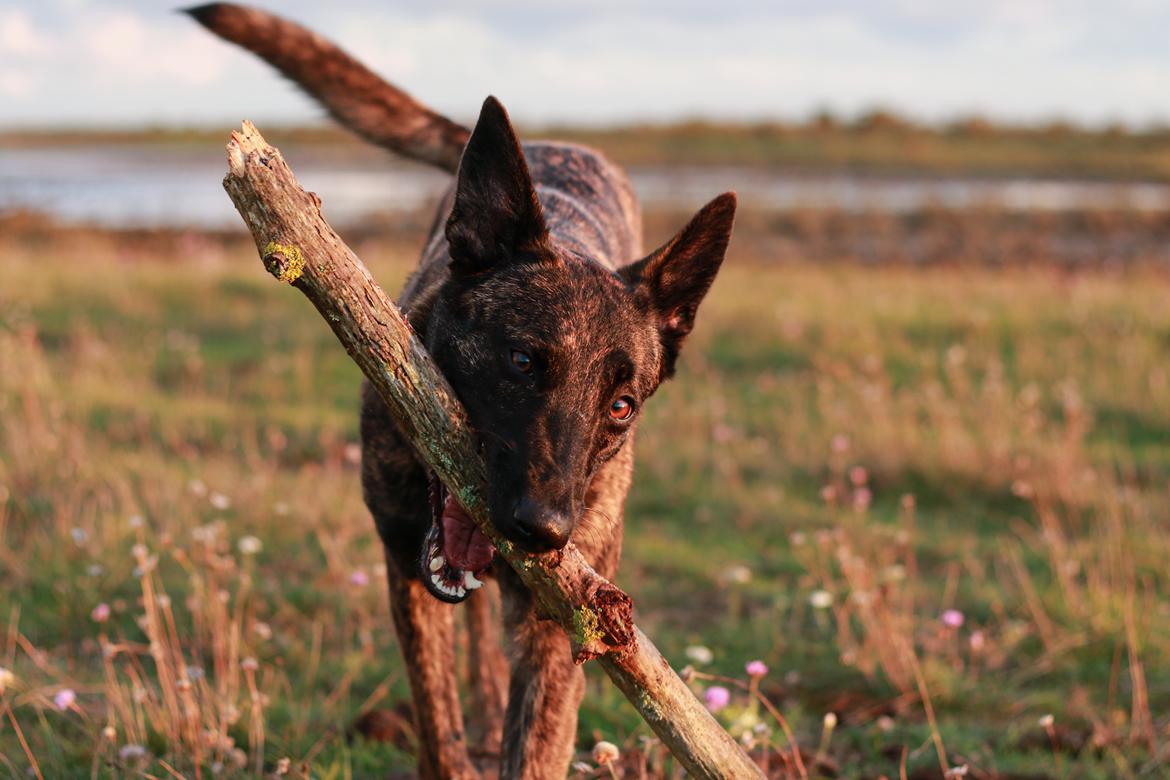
[421,98,734,600]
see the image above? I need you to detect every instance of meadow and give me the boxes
[1,208,1168,778]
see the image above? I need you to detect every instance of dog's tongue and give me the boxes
[441,495,495,572]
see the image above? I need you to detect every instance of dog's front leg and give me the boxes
[499,592,585,779]
[383,550,481,780]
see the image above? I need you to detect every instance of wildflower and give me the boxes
[823,712,838,730]
[91,603,111,623]
[852,487,873,511]
[968,630,986,652]
[237,535,263,556]
[186,666,205,681]
[820,484,838,504]
[704,686,731,712]
[809,590,833,609]
[102,725,116,740]
[942,609,965,629]
[253,621,273,640]
[54,688,76,711]
[349,570,370,587]
[685,645,714,665]
[275,758,291,775]
[745,660,768,678]
[723,564,752,585]
[119,744,147,761]
[274,502,290,516]
[848,466,868,486]
[876,715,895,732]
[592,740,620,765]
[1038,714,1054,728]
[571,762,594,774]
[899,493,916,510]
[188,479,208,497]
[86,564,104,577]
[71,527,88,545]
[127,514,144,529]
[789,531,807,546]
[944,766,969,778]
[344,442,362,464]
[0,667,15,694]
[209,492,232,511]
[831,433,850,454]
[241,657,259,672]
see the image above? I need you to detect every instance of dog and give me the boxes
[188,5,736,777]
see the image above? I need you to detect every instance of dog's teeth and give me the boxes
[464,571,483,590]
[430,574,442,587]
[429,555,445,572]
[456,587,466,599]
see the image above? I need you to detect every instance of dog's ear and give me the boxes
[445,96,549,274]
[621,192,736,379]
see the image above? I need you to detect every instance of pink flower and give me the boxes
[745,660,768,678]
[91,603,111,623]
[349,570,370,587]
[54,688,76,711]
[704,686,731,712]
[968,630,986,652]
[942,609,965,628]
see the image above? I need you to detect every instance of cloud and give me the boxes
[3,1,1170,126]
[0,9,56,56]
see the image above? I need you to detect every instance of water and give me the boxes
[2,144,1168,230]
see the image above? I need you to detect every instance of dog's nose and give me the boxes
[511,497,572,552]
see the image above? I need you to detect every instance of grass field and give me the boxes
[1,218,1168,778]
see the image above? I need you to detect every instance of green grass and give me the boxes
[0,231,1168,778]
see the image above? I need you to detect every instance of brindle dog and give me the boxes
[189,5,736,777]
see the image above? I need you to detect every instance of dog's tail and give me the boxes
[185,3,470,172]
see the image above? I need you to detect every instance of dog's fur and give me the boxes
[188,5,736,777]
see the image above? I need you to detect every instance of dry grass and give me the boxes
[0,219,1168,777]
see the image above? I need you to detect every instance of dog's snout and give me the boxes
[511,497,572,552]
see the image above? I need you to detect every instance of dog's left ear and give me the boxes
[445,96,550,275]
[621,192,737,380]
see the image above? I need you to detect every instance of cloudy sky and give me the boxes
[3,0,1170,129]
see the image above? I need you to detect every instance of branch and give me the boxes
[222,121,765,779]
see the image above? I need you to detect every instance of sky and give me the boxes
[3,0,1170,129]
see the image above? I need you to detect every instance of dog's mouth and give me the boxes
[420,475,496,603]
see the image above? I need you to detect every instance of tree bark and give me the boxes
[222,121,764,779]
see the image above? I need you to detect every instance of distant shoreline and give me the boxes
[3,115,1170,182]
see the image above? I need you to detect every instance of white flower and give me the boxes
[685,645,714,665]
[809,590,833,609]
[592,740,620,765]
[0,667,15,693]
[237,536,263,556]
[724,565,752,584]
[209,492,232,511]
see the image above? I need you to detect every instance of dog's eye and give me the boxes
[609,396,635,422]
[510,350,533,373]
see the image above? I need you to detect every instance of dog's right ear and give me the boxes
[445,97,549,275]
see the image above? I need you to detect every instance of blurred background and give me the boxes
[2,2,1168,778]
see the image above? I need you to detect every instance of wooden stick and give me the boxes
[221,121,764,779]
